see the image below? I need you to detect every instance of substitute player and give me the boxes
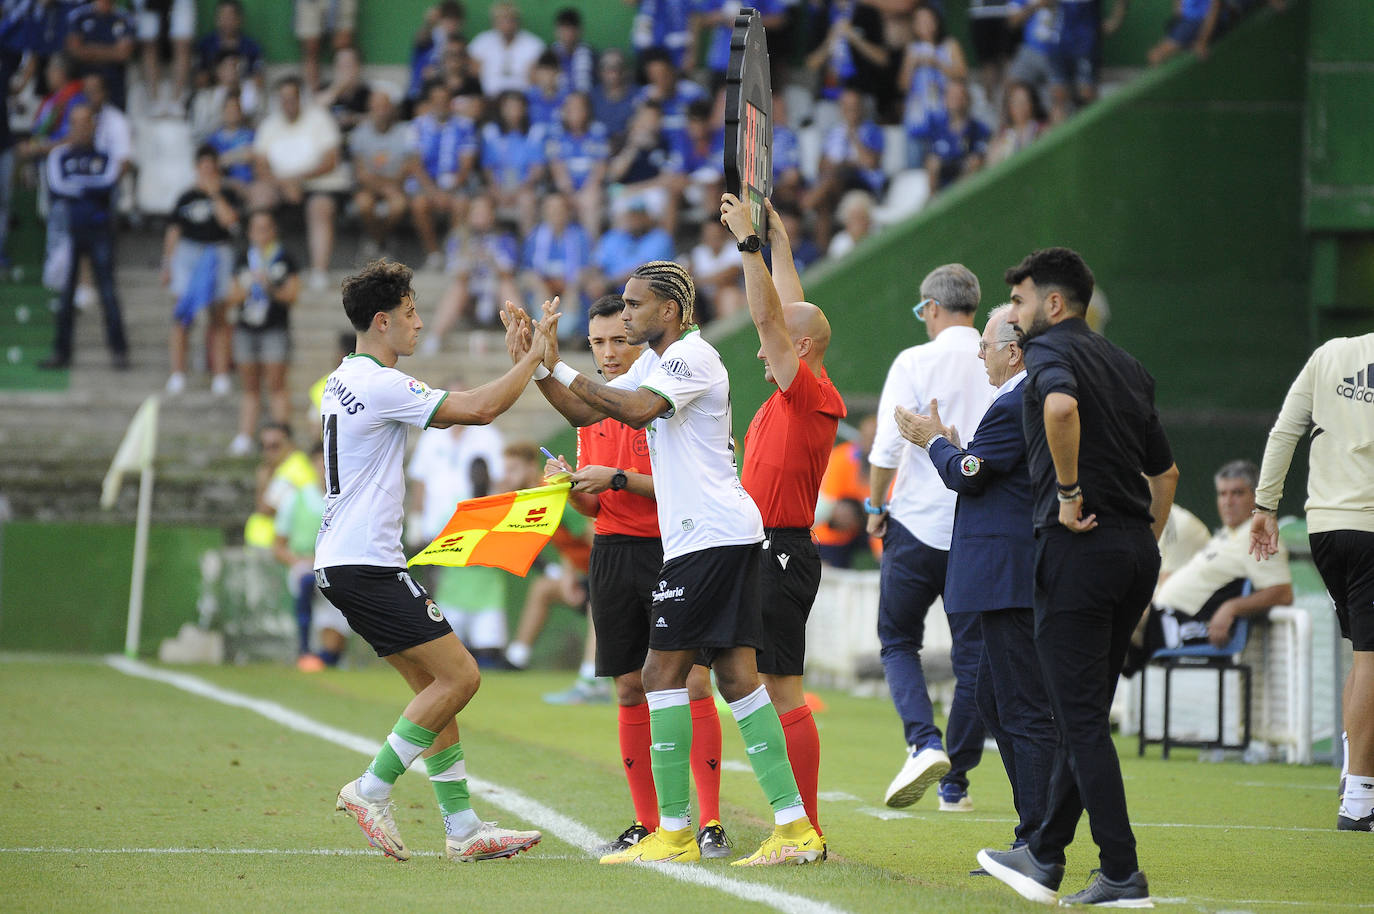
[721,194,844,841]
[316,259,550,863]
[520,262,824,865]
[541,294,733,858]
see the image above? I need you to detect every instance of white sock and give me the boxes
[1340,731,1349,797]
[775,805,808,826]
[444,808,482,839]
[506,642,531,668]
[578,660,596,680]
[660,815,691,832]
[1342,775,1374,819]
[357,771,390,801]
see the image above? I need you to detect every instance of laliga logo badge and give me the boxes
[959,455,982,477]
[426,600,443,622]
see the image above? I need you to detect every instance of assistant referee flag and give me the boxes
[408,481,571,575]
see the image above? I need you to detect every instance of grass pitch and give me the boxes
[1,656,1368,913]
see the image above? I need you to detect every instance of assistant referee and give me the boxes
[977,248,1178,908]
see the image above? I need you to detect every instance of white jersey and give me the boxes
[315,354,449,568]
[610,330,763,561]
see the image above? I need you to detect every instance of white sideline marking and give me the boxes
[857,809,1343,835]
[816,791,862,803]
[105,657,849,914]
[2,846,589,861]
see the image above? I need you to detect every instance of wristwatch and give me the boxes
[610,469,628,491]
[863,497,886,516]
[736,233,762,253]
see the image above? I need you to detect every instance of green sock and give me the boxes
[733,692,804,818]
[424,742,472,816]
[647,689,693,829]
[367,715,438,785]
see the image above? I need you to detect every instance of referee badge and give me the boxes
[959,455,982,477]
[425,600,443,622]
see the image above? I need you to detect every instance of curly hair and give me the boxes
[630,260,695,329]
[1003,247,1094,314]
[342,259,415,331]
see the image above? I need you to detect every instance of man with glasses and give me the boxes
[868,265,996,812]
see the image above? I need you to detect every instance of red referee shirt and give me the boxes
[742,361,847,528]
[576,417,660,538]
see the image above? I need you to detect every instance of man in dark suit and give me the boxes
[894,303,1057,859]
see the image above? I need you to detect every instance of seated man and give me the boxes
[1129,459,1292,667]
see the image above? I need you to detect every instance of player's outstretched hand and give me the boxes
[500,300,532,364]
[719,193,754,245]
[763,198,790,253]
[534,297,562,367]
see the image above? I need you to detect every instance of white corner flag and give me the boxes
[102,395,160,657]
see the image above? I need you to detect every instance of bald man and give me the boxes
[723,194,846,845]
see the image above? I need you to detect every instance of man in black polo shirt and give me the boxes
[977,248,1178,908]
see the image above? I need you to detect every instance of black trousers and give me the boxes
[1026,522,1159,880]
[977,606,1057,845]
[54,221,127,361]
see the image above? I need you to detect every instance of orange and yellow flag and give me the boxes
[408,480,572,576]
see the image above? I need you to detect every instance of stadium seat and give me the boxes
[873,169,930,227]
[1138,583,1253,759]
[133,118,196,216]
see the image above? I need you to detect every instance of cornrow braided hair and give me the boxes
[631,260,696,330]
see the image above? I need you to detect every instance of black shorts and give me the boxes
[649,543,764,660]
[757,527,822,676]
[1310,530,1374,651]
[588,534,664,678]
[315,565,451,657]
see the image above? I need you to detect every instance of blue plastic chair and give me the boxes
[1137,588,1254,759]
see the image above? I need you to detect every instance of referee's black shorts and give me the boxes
[757,527,822,676]
[1310,530,1374,651]
[588,534,664,678]
[649,542,765,662]
[315,565,452,657]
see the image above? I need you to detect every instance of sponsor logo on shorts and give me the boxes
[652,581,685,604]
[655,616,668,628]
[405,377,431,398]
[425,599,443,622]
[960,455,982,477]
[314,568,330,589]
[746,742,767,755]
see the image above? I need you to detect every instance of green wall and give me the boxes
[0,522,223,655]
[717,5,1312,520]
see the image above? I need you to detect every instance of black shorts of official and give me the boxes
[757,527,822,676]
[649,543,765,662]
[315,565,451,657]
[588,534,664,678]
[1310,530,1374,651]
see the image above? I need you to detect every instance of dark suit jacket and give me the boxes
[928,377,1034,614]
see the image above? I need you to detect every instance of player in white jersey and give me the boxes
[315,259,553,863]
[517,261,824,866]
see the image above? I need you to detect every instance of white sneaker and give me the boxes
[165,372,186,395]
[210,374,233,397]
[308,270,329,293]
[884,746,951,808]
[445,821,541,862]
[336,779,410,861]
[227,433,253,457]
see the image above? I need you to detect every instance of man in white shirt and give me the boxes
[1251,332,1374,832]
[468,2,545,96]
[317,259,552,864]
[249,75,346,290]
[520,260,824,866]
[867,264,996,812]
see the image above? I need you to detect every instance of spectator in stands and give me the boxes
[206,91,254,192]
[194,0,261,87]
[1005,0,1067,124]
[408,1,466,105]
[406,80,478,271]
[827,188,875,260]
[250,75,343,291]
[1127,460,1292,669]
[770,90,805,211]
[987,80,1044,166]
[804,0,887,115]
[583,193,673,302]
[83,71,131,173]
[635,46,707,152]
[350,90,412,261]
[188,49,259,140]
[316,45,371,140]
[481,89,546,235]
[226,210,298,457]
[967,0,1016,97]
[161,144,239,397]
[525,50,567,129]
[689,218,745,323]
[815,413,879,568]
[546,91,610,237]
[899,3,968,167]
[628,0,697,71]
[916,80,990,197]
[1056,0,1127,111]
[469,1,545,97]
[1149,0,1223,65]
[38,103,129,371]
[131,0,194,114]
[425,192,520,347]
[770,203,820,275]
[805,86,886,251]
[65,0,135,110]
[551,6,594,94]
[521,192,591,337]
[19,53,84,161]
[0,0,76,95]
[439,36,483,98]
[698,0,785,83]
[670,98,724,220]
[591,46,637,146]
[294,0,356,91]
[606,100,681,233]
